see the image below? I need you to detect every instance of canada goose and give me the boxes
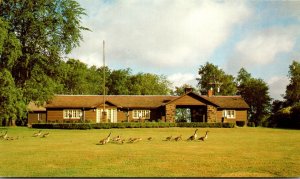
[165,136,172,141]
[32,130,42,137]
[147,137,153,141]
[112,135,121,142]
[0,131,8,139]
[129,137,142,143]
[99,132,112,145]
[198,131,209,141]
[41,132,49,138]
[187,129,198,141]
[174,135,182,141]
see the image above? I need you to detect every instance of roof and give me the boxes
[201,95,250,109]
[27,102,46,112]
[34,93,249,110]
[45,95,178,109]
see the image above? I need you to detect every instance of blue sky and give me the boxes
[68,0,300,100]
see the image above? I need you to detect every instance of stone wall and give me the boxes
[207,105,217,122]
[165,104,176,122]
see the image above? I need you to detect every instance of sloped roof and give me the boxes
[45,95,178,109]
[36,93,249,110]
[201,95,249,109]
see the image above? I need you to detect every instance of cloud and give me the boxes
[228,26,300,71]
[267,76,289,100]
[167,73,198,89]
[69,0,251,71]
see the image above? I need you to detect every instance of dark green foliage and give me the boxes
[32,123,91,130]
[222,123,236,128]
[236,121,245,127]
[247,122,256,127]
[32,122,236,129]
[284,61,300,105]
[197,62,237,95]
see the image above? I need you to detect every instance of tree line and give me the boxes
[0,0,299,128]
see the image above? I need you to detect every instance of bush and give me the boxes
[222,122,235,128]
[247,122,255,127]
[236,121,245,127]
[32,123,91,130]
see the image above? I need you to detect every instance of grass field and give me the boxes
[0,126,299,177]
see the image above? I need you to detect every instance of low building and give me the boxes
[27,91,249,124]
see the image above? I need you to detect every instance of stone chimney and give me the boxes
[184,87,193,94]
[208,88,214,97]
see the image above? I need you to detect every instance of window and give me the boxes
[133,110,151,119]
[63,109,82,119]
[222,110,235,119]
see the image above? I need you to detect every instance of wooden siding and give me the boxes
[84,109,96,122]
[47,109,63,122]
[28,112,46,124]
[216,109,248,123]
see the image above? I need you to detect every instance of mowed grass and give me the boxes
[0,127,299,177]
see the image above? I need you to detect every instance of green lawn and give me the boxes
[0,126,299,177]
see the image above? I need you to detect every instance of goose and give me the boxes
[147,137,153,141]
[41,132,49,138]
[99,132,111,145]
[174,135,182,141]
[0,131,8,139]
[32,130,42,137]
[187,129,198,141]
[165,136,172,141]
[198,131,209,141]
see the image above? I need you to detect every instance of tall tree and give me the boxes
[107,68,132,95]
[130,73,172,95]
[197,62,237,95]
[0,0,88,102]
[237,68,272,126]
[284,60,300,105]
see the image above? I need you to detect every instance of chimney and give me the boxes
[208,88,214,97]
[184,87,193,94]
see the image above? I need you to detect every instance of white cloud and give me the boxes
[167,73,198,89]
[70,0,251,71]
[229,26,299,70]
[267,76,289,100]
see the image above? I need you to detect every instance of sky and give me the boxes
[68,0,300,100]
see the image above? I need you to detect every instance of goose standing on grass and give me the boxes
[187,129,198,141]
[165,136,172,141]
[0,131,8,140]
[147,137,153,141]
[99,132,111,145]
[32,130,42,137]
[198,131,209,141]
[174,135,182,141]
[41,132,49,138]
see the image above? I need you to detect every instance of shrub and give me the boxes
[222,123,235,128]
[247,122,255,127]
[32,123,91,130]
[236,121,245,127]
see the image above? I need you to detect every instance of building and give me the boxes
[27,91,249,124]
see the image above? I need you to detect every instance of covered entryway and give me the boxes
[175,105,207,123]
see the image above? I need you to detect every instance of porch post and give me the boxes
[207,105,217,122]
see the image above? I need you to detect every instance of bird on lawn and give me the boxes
[99,132,111,145]
[0,131,8,140]
[198,131,209,141]
[41,132,49,138]
[147,137,153,141]
[32,130,42,137]
[165,136,172,141]
[187,129,198,141]
[174,135,182,141]
[128,137,142,143]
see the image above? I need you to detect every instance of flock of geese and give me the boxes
[98,129,209,145]
[0,130,50,140]
[1,129,209,144]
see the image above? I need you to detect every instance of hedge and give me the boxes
[31,122,235,129]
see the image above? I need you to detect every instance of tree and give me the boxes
[197,62,237,95]
[107,68,132,95]
[237,68,272,126]
[0,0,88,103]
[284,61,300,105]
[130,73,172,95]
[0,69,25,125]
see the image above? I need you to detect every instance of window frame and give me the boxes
[132,109,151,119]
[222,110,236,119]
[63,109,82,119]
